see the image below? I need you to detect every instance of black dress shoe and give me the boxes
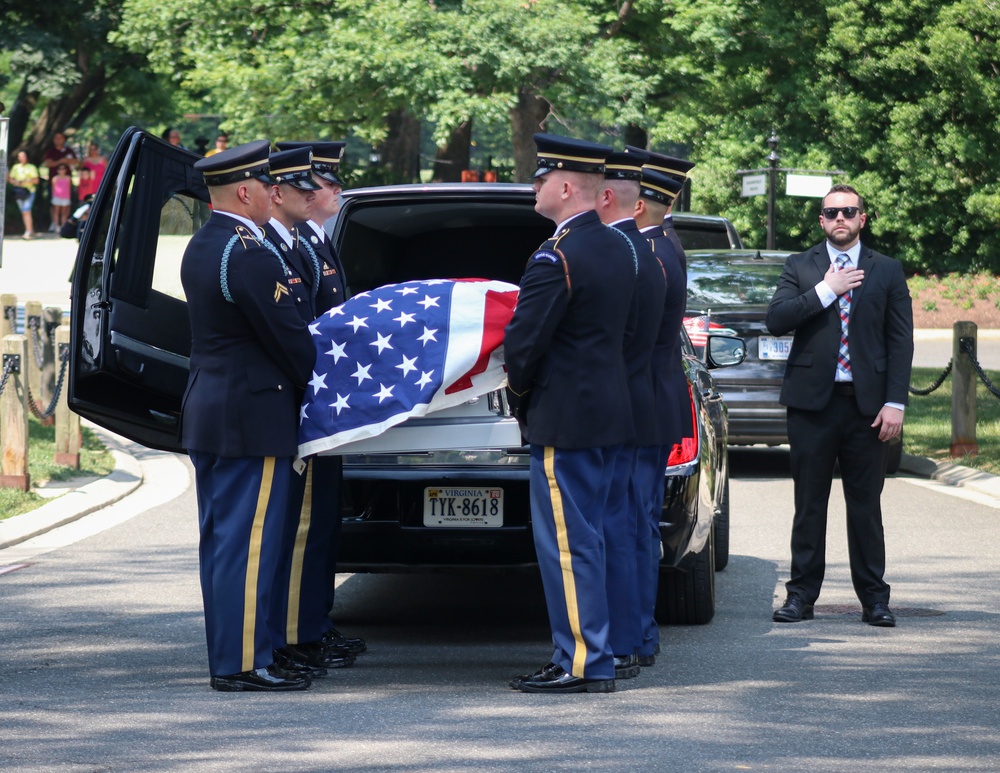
[637,654,655,667]
[210,665,311,692]
[273,648,328,678]
[509,661,560,688]
[773,595,814,623]
[282,642,355,670]
[511,664,615,694]
[321,627,367,655]
[862,602,896,627]
[614,654,640,679]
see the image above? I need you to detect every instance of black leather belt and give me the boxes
[833,382,855,396]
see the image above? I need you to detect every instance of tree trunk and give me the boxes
[509,89,550,183]
[379,109,422,184]
[6,80,38,155]
[24,66,108,161]
[624,124,648,151]
[432,119,472,182]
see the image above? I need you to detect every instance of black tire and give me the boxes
[655,527,716,625]
[886,429,903,475]
[714,476,730,571]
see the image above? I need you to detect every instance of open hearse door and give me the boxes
[69,127,205,453]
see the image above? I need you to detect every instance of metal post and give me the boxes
[766,131,780,250]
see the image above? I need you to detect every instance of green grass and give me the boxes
[905,366,1000,475]
[0,417,115,521]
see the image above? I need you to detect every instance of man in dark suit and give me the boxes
[633,165,688,664]
[181,141,318,691]
[505,134,636,694]
[766,184,913,627]
[270,141,368,664]
[595,150,666,681]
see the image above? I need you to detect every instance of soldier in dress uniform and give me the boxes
[271,140,367,661]
[505,134,636,694]
[632,164,688,665]
[629,147,695,268]
[594,150,666,680]
[258,147,356,677]
[180,140,317,692]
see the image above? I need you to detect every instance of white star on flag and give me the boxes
[373,383,394,403]
[417,327,438,346]
[326,340,348,362]
[417,295,441,309]
[308,320,323,336]
[394,311,416,327]
[299,403,309,424]
[396,355,418,377]
[371,298,393,312]
[330,393,350,415]
[352,362,373,384]
[416,370,434,388]
[347,315,369,332]
[370,331,393,354]
[309,371,328,393]
[396,286,419,295]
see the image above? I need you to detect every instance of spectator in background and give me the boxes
[7,149,40,239]
[50,163,73,232]
[163,127,184,148]
[205,133,229,157]
[78,142,108,200]
[43,131,79,172]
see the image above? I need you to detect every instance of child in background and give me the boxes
[50,163,73,231]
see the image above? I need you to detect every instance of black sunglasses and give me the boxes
[821,206,860,219]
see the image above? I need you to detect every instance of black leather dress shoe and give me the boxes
[614,654,640,679]
[322,627,367,655]
[509,661,560,688]
[637,654,655,667]
[273,648,328,678]
[773,595,814,623]
[862,602,897,627]
[210,665,311,692]
[511,664,615,694]
[282,642,355,670]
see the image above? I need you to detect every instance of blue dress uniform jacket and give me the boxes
[261,222,318,324]
[180,212,316,457]
[298,223,349,309]
[504,210,636,448]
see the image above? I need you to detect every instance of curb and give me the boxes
[898,452,1000,501]
[0,441,143,551]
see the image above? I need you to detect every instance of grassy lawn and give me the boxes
[0,417,116,521]
[905,366,1000,476]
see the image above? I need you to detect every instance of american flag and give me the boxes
[682,314,737,347]
[297,278,519,458]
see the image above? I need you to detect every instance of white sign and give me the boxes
[786,174,832,198]
[742,173,766,197]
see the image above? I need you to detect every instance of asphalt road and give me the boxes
[1,445,998,772]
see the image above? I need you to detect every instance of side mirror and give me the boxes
[706,334,747,369]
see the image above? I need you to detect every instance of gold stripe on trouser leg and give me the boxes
[286,462,314,644]
[544,446,587,677]
[243,457,275,672]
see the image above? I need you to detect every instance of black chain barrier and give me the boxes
[26,345,70,420]
[909,359,952,396]
[27,315,46,368]
[961,339,1000,399]
[0,354,16,398]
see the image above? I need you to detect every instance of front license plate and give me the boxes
[758,335,794,361]
[423,487,503,527]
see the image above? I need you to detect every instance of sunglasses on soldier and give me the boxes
[821,206,860,220]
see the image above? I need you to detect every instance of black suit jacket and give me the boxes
[504,210,636,448]
[765,242,913,416]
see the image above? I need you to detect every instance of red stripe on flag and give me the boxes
[445,288,519,394]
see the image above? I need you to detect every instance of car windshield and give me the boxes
[687,257,785,307]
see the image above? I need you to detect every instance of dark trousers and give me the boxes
[529,444,617,680]
[603,445,639,657]
[635,444,666,657]
[271,455,343,648]
[190,452,294,677]
[786,391,890,606]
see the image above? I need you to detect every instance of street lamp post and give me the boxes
[767,131,780,250]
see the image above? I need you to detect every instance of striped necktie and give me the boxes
[835,252,851,379]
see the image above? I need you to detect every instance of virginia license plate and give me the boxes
[758,335,794,360]
[423,487,503,527]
